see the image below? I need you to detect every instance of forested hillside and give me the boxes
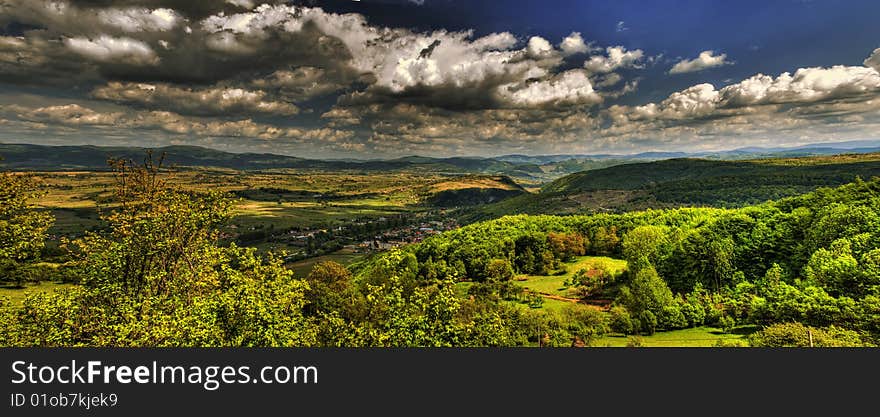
[2,154,879,347]
[351,177,880,346]
[473,153,880,219]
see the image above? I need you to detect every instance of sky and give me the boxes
[0,0,879,158]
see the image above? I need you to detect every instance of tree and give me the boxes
[547,232,588,262]
[0,172,53,286]
[609,306,634,335]
[592,226,620,256]
[485,258,514,282]
[1,154,317,347]
[565,267,611,299]
[622,225,669,265]
[305,261,365,320]
[804,239,860,297]
[616,261,675,333]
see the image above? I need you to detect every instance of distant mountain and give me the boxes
[4,141,880,184]
[0,144,311,170]
[0,143,525,173]
[494,140,880,164]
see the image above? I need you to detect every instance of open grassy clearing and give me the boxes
[514,256,628,300]
[0,282,75,307]
[591,326,756,347]
[286,248,365,278]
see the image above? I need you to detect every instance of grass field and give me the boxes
[26,169,518,237]
[514,256,628,301]
[0,281,75,307]
[592,326,755,347]
[286,248,365,278]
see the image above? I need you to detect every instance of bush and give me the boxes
[609,306,634,335]
[748,322,870,347]
[626,336,643,347]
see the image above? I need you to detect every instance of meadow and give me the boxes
[591,326,753,347]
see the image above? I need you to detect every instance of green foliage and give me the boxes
[1,156,316,347]
[748,322,870,347]
[305,261,366,321]
[6,155,880,347]
[486,258,515,282]
[359,177,880,343]
[622,225,670,265]
[609,306,635,335]
[616,263,676,333]
[0,173,54,285]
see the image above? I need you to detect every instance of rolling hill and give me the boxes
[470,152,880,220]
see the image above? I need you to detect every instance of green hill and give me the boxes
[472,153,880,219]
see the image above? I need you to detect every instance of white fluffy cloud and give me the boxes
[64,35,159,65]
[526,36,555,58]
[669,50,732,74]
[97,8,182,32]
[583,46,645,74]
[559,32,592,56]
[497,70,601,107]
[19,104,123,126]
[608,61,880,123]
[719,66,880,107]
[91,82,300,116]
[10,102,349,142]
[865,47,880,72]
[196,4,579,105]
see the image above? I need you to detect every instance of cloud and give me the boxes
[497,70,602,107]
[865,47,880,72]
[669,50,732,74]
[616,21,628,32]
[4,1,880,157]
[595,73,623,88]
[7,102,350,142]
[583,46,645,74]
[559,32,593,56]
[526,36,555,58]
[91,81,300,116]
[607,62,880,126]
[719,66,880,107]
[249,67,346,102]
[64,35,159,66]
[97,7,182,32]
[0,2,606,112]
[18,103,124,126]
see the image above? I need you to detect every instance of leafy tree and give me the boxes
[565,267,611,299]
[591,226,620,256]
[622,225,669,265]
[609,306,635,335]
[1,155,316,347]
[305,261,366,321]
[0,172,53,286]
[485,258,514,282]
[559,304,608,346]
[803,239,860,296]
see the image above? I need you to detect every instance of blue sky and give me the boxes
[331,0,880,104]
[0,0,879,157]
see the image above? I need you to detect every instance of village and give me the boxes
[259,211,460,263]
